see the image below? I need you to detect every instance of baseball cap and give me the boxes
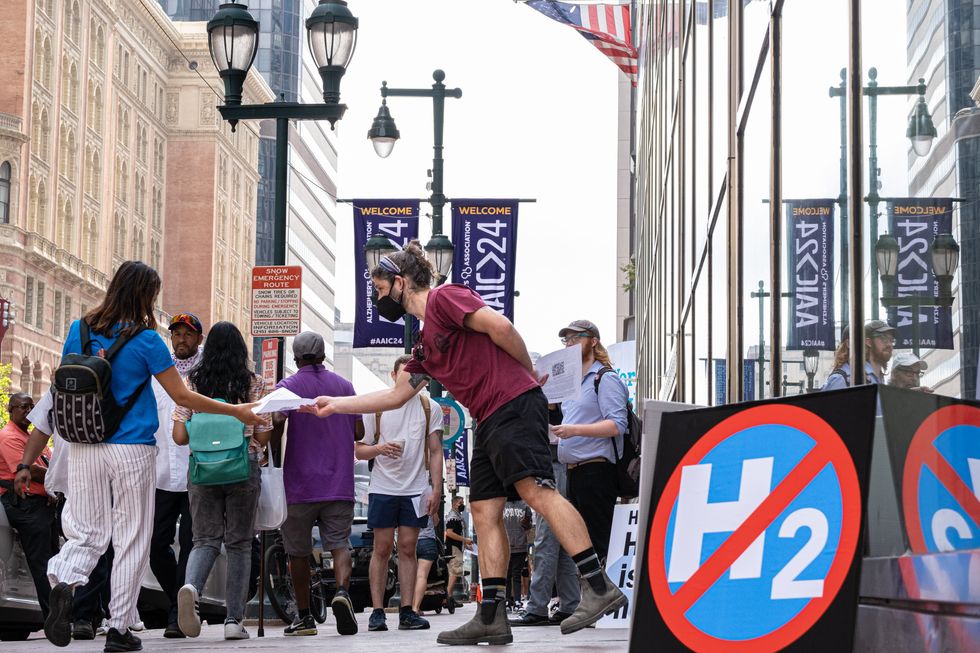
[841,320,897,341]
[558,319,601,340]
[293,331,325,361]
[169,313,203,334]
[892,352,928,371]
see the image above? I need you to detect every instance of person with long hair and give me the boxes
[171,321,272,641]
[13,261,265,652]
[301,241,626,646]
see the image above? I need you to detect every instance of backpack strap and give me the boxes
[829,367,851,387]
[79,319,94,355]
[373,412,382,445]
[103,325,146,361]
[420,395,432,475]
[593,366,623,461]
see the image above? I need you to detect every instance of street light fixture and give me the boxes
[874,233,900,278]
[306,0,358,104]
[0,297,15,348]
[368,100,399,158]
[908,95,938,157]
[425,233,454,282]
[803,347,819,392]
[931,233,960,297]
[363,234,398,270]
[206,2,259,107]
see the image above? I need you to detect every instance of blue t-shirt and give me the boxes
[61,320,175,446]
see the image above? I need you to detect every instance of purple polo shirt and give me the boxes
[277,364,358,504]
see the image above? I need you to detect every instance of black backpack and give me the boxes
[594,367,642,498]
[52,320,148,445]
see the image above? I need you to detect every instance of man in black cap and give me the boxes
[823,320,896,389]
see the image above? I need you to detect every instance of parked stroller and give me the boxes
[418,538,457,614]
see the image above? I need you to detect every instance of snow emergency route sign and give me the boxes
[902,404,980,553]
[251,266,302,337]
[647,404,862,652]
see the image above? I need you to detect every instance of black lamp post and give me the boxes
[208,0,357,380]
[803,347,819,392]
[830,68,937,321]
[368,70,461,378]
[876,232,959,357]
[0,297,15,349]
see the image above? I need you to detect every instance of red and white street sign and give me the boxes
[261,338,279,390]
[251,265,302,337]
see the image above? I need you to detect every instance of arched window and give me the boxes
[123,51,129,86]
[113,212,126,259]
[0,161,11,224]
[66,129,76,177]
[137,124,147,162]
[40,108,49,158]
[33,29,43,80]
[89,149,101,197]
[65,2,80,43]
[218,201,226,240]
[28,175,38,230]
[36,181,47,236]
[135,174,145,215]
[152,186,162,228]
[59,198,74,248]
[133,226,144,259]
[93,86,102,129]
[150,238,160,271]
[96,27,105,66]
[84,215,98,263]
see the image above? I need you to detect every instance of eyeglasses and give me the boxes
[10,402,34,410]
[873,334,896,345]
[561,333,594,345]
[896,368,924,377]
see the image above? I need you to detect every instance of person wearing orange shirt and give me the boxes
[0,392,54,617]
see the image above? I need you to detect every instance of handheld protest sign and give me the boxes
[631,387,876,653]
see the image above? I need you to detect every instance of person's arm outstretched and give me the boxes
[302,368,428,418]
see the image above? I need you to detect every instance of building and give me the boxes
[906,0,980,398]
[159,0,344,371]
[0,0,269,395]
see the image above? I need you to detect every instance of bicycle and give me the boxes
[262,531,328,626]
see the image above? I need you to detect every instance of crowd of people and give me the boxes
[0,248,630,651]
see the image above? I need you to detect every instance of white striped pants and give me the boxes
[47,443,156,631]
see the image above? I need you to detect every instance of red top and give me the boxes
[0,421,51,497]
[404,284,538,422]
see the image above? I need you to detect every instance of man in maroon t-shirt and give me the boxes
[302,242,625,645]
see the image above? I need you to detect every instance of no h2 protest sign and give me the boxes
[251,266,302,337]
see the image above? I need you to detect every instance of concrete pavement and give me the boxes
[11,607,631,652]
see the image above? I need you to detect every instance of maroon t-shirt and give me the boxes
[404,284,538,422]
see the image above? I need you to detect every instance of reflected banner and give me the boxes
[451,199,520,321]
[352,200,419,349]
[786,199,836,351]
[886,198,954,350]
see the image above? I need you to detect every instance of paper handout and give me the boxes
[251,387,316,414]
[535,343,582,404]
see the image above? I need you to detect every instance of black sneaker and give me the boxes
[548,610,572,624]
[368,608,387,632]
[72,619,95,640]
[163,621,184,639]
[510,612,552,626]
[104,628,142,652]
[398,610,430,630]
[44,582,73,647]
[284,614,317,636]
[331,589,358,635]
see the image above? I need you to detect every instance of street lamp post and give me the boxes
[830,68,936,321]
[876,232,959,357]
[369,70,461,393]
[803,347,819,392]
[207,0,357,380]
[0,297,15,348]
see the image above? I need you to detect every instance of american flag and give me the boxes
[525,1,637,84]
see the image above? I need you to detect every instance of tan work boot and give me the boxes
[436,600,513,646]
[560,570,628,634]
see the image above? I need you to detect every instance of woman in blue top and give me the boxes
[14,261,265,651]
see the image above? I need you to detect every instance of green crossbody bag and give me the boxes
[186,399,249,486]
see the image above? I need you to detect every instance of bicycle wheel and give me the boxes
[264,541,297,625]
[309,556,328,624]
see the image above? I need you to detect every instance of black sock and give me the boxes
[480,577,506,624]
[572,548,607,594]
[400,605,414,615]
[298,607,310,619]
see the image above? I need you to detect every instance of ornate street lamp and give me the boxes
[425,233,454,282]
[803,347,819,392]
[206,2,259,107]
[875,233,900,299]
[907,95,938,157]
[306,0,358,104]
[931,232,960,298]
[368,99,400,158]
[363,234,398,270]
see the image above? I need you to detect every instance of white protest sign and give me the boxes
[597,503,640,629]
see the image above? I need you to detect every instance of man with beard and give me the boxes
[549,321,628,563]
[823,320,895,389]
[889,352,933,392]
[150,313,204,638]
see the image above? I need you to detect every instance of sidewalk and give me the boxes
[14,607,631,651]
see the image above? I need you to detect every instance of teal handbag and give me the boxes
[186,399,249,486]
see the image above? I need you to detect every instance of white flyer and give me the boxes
[535,343,582,404]
[251,387,316,414]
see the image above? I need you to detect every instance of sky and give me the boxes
[332,0,622,358]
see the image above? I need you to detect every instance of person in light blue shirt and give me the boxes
[822,320,895,390]
[552,320,628,561]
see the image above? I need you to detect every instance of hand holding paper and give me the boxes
[535,343,582,404]
[251,387,316,414]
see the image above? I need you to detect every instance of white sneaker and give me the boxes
[176,584,202,638]
[224,620,249,640]
[130,620,145,632]
[95,619,110,636]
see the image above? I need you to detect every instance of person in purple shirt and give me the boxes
[271,332,360,637]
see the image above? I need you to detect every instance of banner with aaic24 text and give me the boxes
[451,199,520,322]
[786,199,836,351]
[886,198,954,350]
[352,199,420,349]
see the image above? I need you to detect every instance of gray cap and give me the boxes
[892,352,928,371]
[841,320,897,341]
[558,319,600,340]
[292,331,325,361]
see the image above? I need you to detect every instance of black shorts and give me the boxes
[470,387,555,502]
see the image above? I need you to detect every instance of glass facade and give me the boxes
[634,1,977,407]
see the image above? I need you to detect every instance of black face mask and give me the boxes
[376,279,407,322]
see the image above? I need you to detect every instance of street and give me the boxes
[8,609,630,652]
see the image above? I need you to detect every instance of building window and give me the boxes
[54,290,62,337]
[113,212,126,259]
[35,281,45,331]
[25,277,34,327]
[64,296,72,336]
[0,161,10,224]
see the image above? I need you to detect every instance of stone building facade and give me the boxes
[0,0,272,395]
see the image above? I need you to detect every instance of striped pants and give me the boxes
[47,443,156,631]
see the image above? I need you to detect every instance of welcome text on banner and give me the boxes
[352,199,420,349]
[451,199,520,321]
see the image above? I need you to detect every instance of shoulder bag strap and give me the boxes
[104,326,146,361]
[373,412,382,445]
[79,319,93,355]
[593,366,622,461]
[420,395,432,476]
